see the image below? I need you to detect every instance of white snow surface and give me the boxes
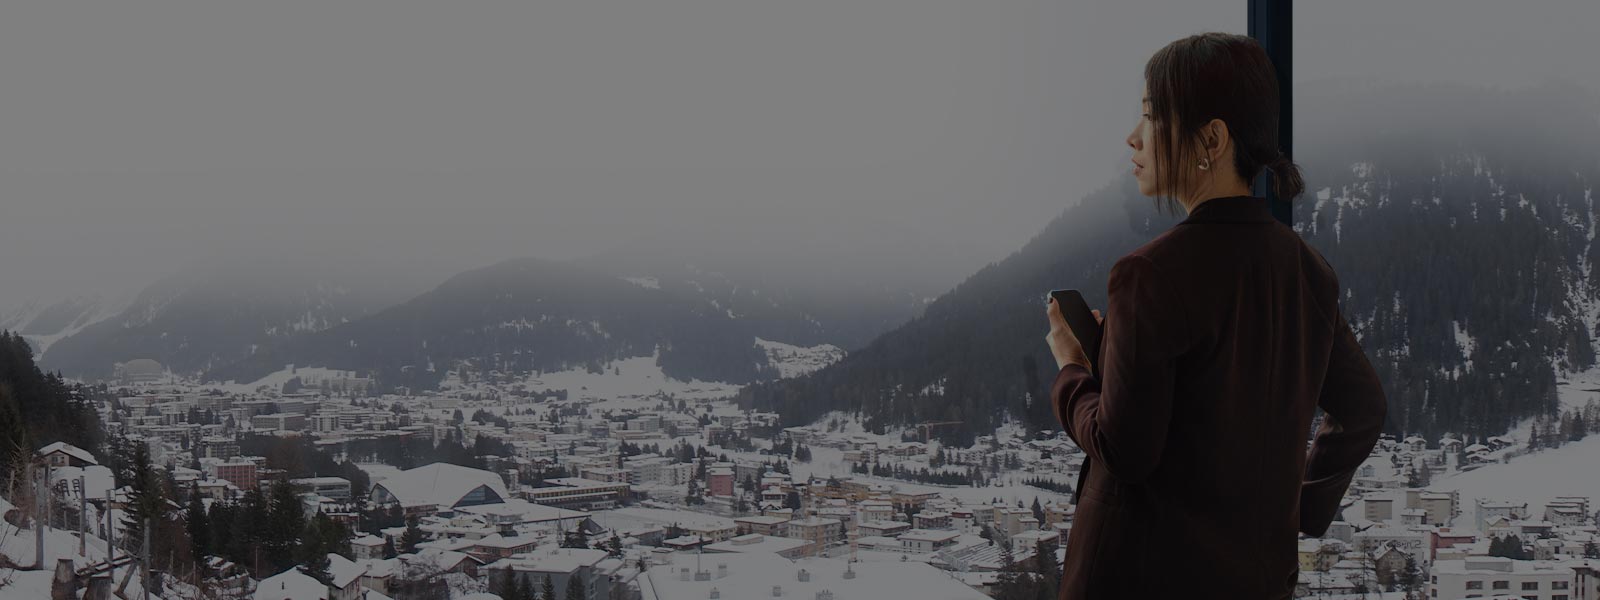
[1430,433,1600,528]
[754,337,846,379]
[621,276,661,289]
[218,365,364,393]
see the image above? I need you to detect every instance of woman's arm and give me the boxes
[1051,254,1192,484]
[1298,307,1388,537]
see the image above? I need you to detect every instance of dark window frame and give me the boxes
[1247,0,1293,226]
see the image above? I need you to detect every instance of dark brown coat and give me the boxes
[1051,194,1388,599]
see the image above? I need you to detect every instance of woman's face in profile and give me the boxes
[1127,85,1156,197]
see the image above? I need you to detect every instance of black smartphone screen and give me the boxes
[1048,289,1102,374]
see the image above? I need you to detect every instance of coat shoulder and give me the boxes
[1120,227,1188,270]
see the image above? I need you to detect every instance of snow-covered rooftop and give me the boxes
[642,551,988,600]
[38,441,97,464]
[370,462,509,508]
[702,534,811,555]
[255,567,330,600]
[488,547,610,575]
[327,553,365,589]
[456,499,589,523]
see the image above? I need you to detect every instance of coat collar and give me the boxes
[1177,194,1274,225]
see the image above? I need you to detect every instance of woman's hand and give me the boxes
[1045,299,1102,371]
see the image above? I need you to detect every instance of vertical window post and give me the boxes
[1248,0,1294,226]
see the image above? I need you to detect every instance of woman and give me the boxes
[1043,32,1388,599]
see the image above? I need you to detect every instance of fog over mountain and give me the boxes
[7,0,1594,318]
[741,79,1600,444]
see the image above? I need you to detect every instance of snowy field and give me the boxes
[517,351,746,406]
[1554,367,1600,415]
[752,337,846,379]
[216,365,367,394]
[1424,363,1600,522]
[1430,432,1600,520]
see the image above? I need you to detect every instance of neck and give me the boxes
[1182,183,1254,214]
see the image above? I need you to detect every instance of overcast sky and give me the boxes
[3,0,1597,310]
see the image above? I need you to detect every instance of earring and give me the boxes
[1198,158,1210,171]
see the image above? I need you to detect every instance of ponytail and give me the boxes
[1266,152,1304,202]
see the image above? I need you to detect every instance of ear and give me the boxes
[1202,118,1230,162]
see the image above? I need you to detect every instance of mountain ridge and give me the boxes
[737,79,1600,444]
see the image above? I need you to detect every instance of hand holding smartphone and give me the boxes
[1048,289,1103,374]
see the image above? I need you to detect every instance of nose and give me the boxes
[1127,124,1140,151]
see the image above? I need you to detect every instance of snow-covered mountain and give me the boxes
[739,79,1600,444]
[28,250,900,393]
[0,291,138,356]
[569,246,933,354]
[37,260,425,379]
[203,256,865,392]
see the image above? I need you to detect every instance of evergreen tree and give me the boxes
[302,547,333,586]
[297,512,349,584]
[1033,539,1060,599]
[206,500,233,566]
[185,484,210,562]
[543,575,557,600]
[497,570,520,600]
[0,332,105,481]
[400,515,424,554]
[1399,555,1422,596]
[1490,534,1530,559]
[518,573,536,600]
[120,441,165,555]
[562,526,590,549]
[0,382,29,481]
[230,489,270,574]
[605,534,624,558]
[265,480,306,572]
[994,542,1024,600]
[565,573,584,600]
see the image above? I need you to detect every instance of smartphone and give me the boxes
[1048,289,1102,373]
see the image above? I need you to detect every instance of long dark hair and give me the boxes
[1144,32,1304,216]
